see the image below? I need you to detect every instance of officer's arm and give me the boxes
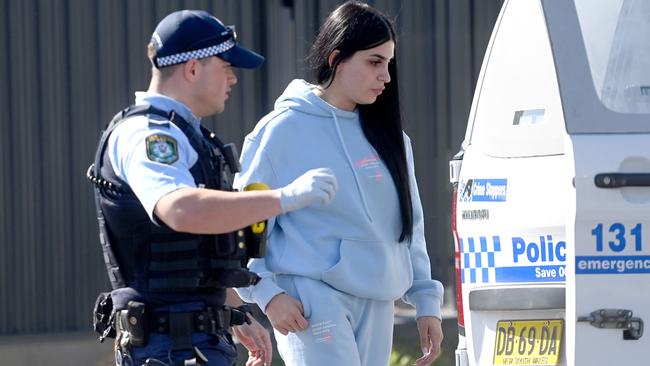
[154,187,282,234]
[225,288,245,307]
[155,167,337,234]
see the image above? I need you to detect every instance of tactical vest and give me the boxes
[87,104,262,293]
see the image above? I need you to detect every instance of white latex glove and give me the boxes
[278,168,337,213]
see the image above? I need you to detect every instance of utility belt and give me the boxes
[113,301,251,348]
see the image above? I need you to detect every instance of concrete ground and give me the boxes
[0,330,115,366]
[0,306,457,366]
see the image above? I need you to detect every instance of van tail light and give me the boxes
[452,187,465,331]
[449,152,465,334]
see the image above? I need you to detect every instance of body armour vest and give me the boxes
[88,105,262,299]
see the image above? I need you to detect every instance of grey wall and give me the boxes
[0,0,502,335]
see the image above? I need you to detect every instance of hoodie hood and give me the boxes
[274,79,373,223]
[274,79,358,120]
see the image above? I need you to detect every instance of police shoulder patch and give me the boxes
[145,134,178,164]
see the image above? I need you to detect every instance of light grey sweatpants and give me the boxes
[274,275,395,366]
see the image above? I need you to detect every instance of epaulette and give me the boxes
[147,114,171,128]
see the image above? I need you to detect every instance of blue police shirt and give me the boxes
[107,91,202,222]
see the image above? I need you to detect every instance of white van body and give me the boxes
[450,1,650,365]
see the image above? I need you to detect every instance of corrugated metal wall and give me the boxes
[0,0,502,335]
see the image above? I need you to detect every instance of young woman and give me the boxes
[236,2,444,365]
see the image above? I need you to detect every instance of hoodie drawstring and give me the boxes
[331,110,373,223]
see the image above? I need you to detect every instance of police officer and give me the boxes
[88,9,337,366]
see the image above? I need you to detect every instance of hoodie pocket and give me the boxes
[321,238,413,301]
[275,275,312,319]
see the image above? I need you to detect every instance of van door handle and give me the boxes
[578,309,643,340]
[594,173,650,188]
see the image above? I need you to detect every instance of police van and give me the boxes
[449,0,650,365]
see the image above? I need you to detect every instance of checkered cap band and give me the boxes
[156,39,236,67]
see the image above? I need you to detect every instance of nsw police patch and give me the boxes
[145,135,178,164]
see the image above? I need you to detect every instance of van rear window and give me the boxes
[575,0,650,115]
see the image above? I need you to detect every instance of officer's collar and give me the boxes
[134,91,202,131]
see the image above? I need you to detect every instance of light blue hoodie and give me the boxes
[235,79,443,319]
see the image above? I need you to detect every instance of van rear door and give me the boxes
[569,136,650,365]
[544,0,650,364]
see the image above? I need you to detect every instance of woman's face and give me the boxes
[329,40,394,111]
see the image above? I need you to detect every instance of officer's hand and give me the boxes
[265,293,308,335]
[278,168,337,213]
[231,315,273,366]
[415,316,444,366]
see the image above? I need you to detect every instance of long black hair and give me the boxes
[308,1,413,242]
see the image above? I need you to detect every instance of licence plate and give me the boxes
[493,319,564,366]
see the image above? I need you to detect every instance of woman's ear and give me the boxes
[328,50,341,68]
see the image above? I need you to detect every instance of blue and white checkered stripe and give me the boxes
[156,39,236,67]
[461,236,501,284]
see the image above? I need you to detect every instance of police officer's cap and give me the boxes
[150,10,264,69]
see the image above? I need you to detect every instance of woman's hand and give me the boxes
[415,316,444,366]
[265,293,308,335]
